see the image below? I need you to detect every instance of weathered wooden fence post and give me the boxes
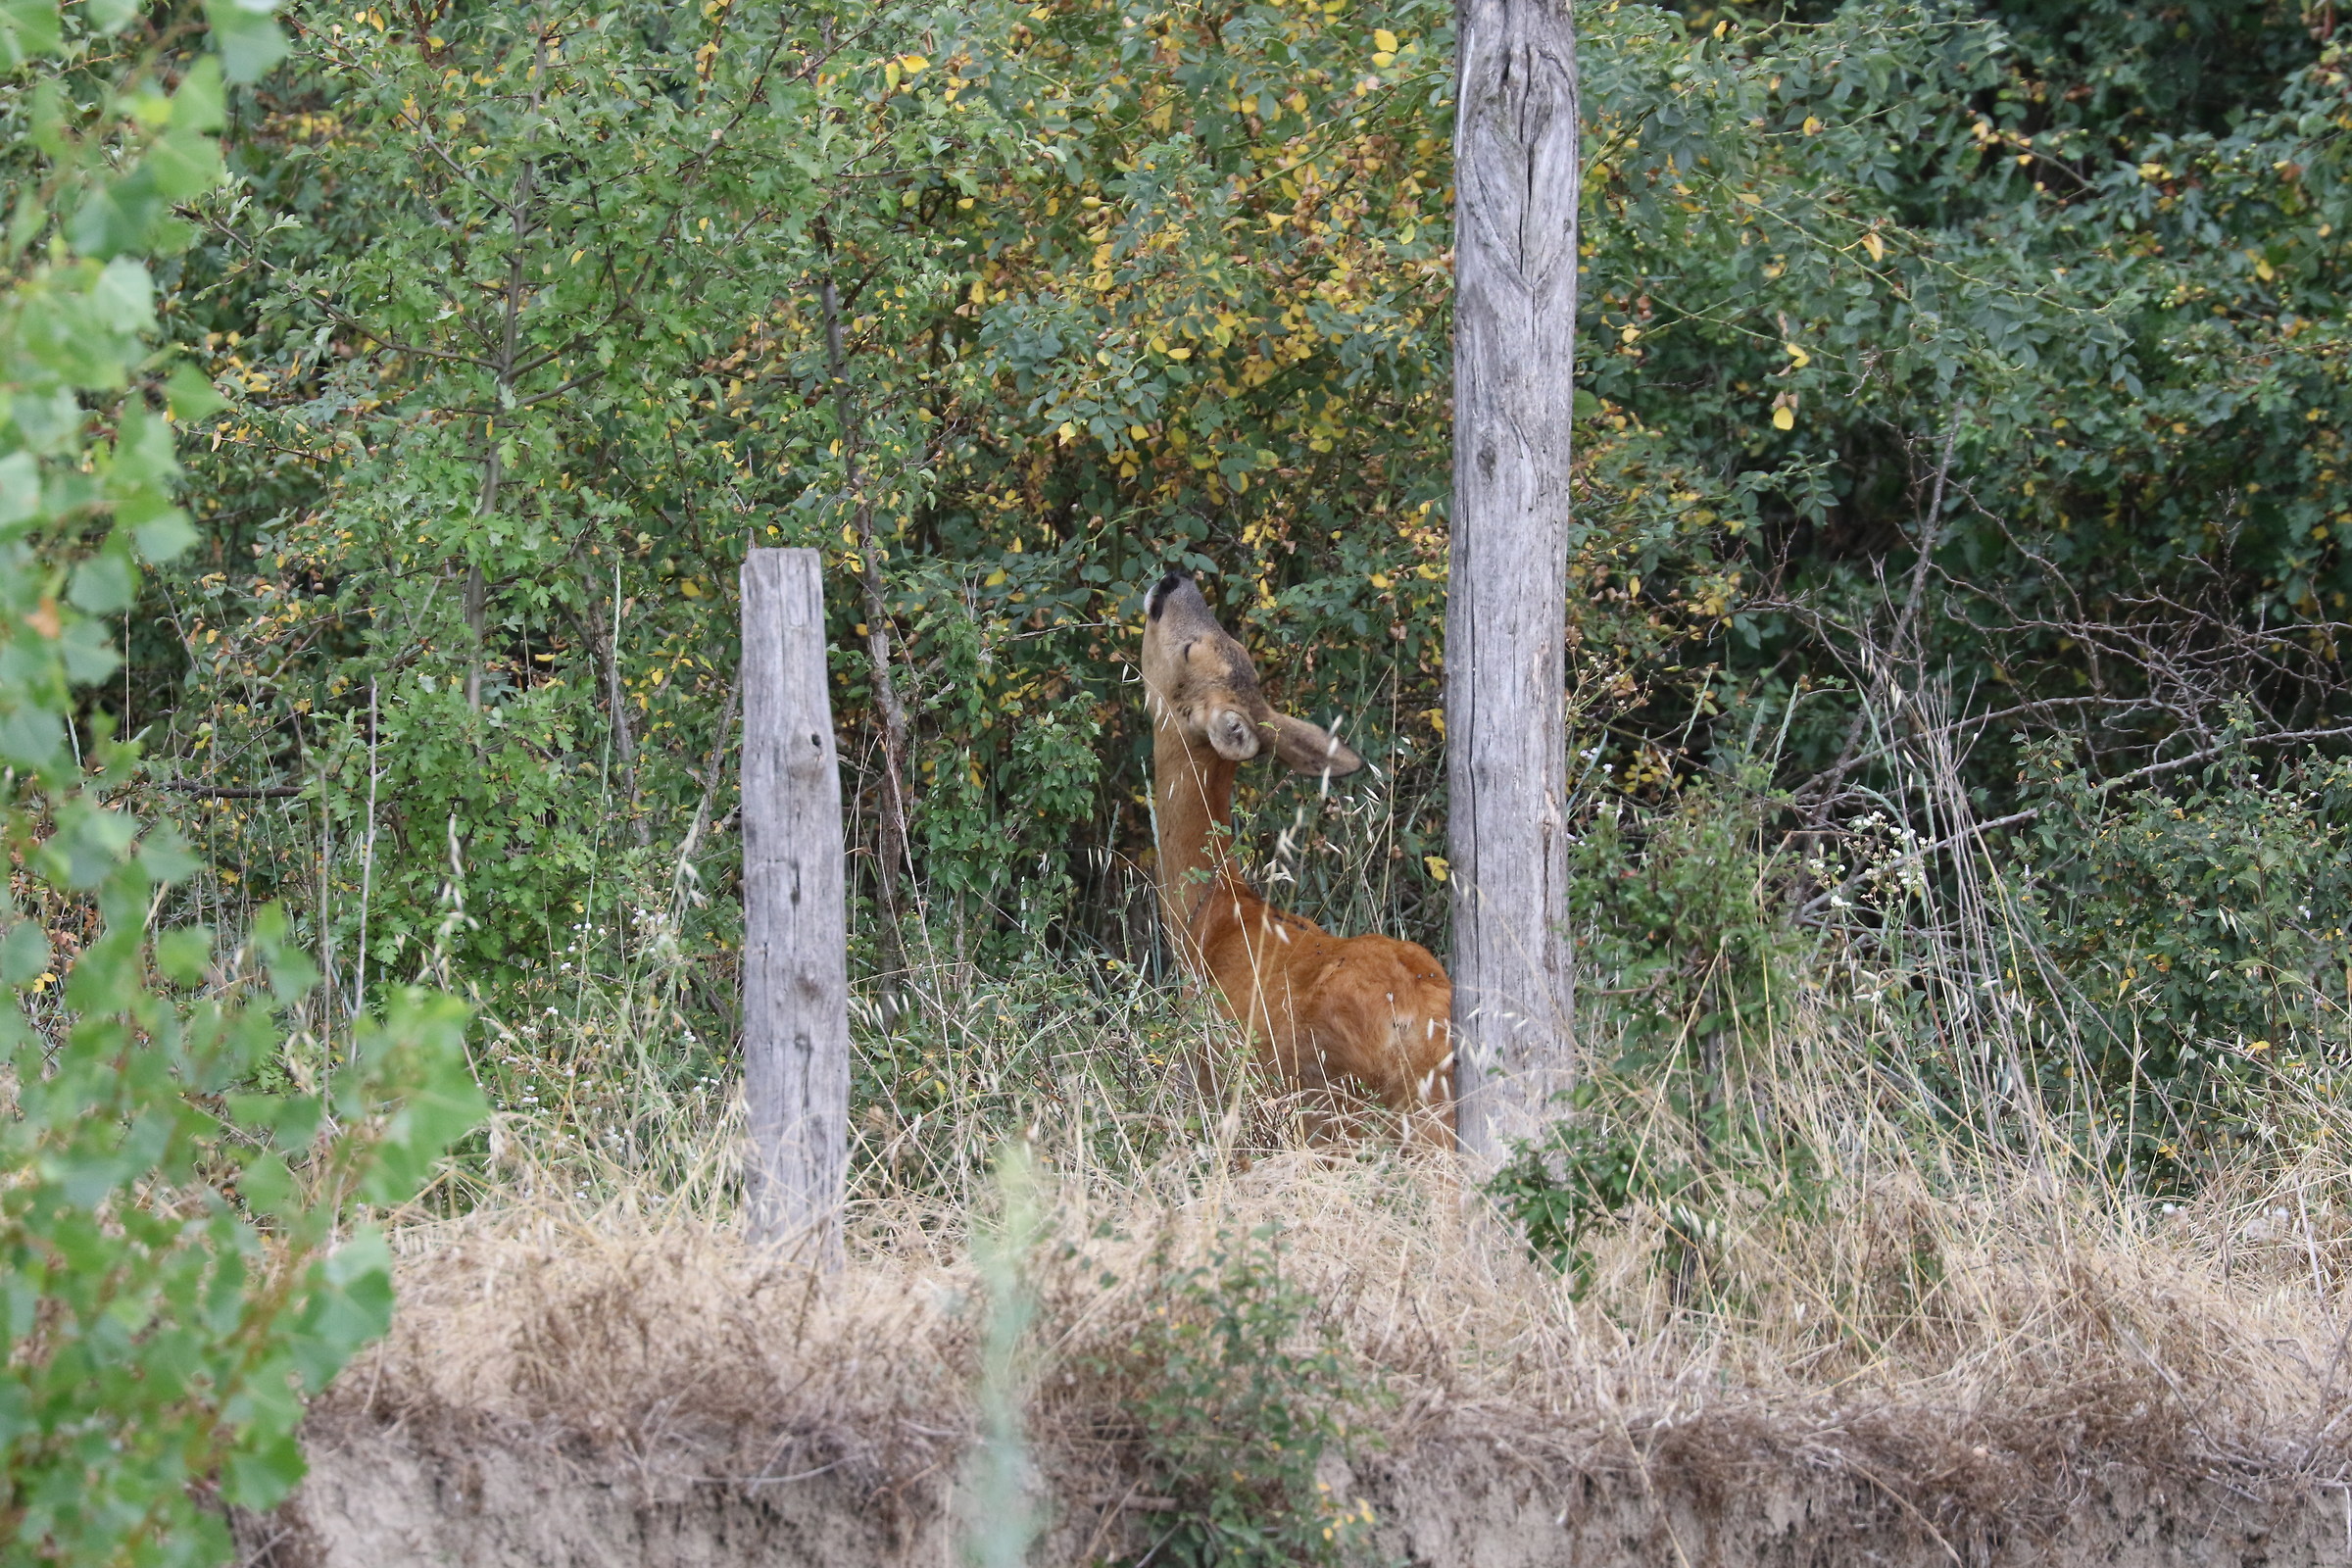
[1448,0,1581,1161]
[740,548,849,1264]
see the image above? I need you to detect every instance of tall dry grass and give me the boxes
[329,945,2352,1551]
[274,662,2352,1554]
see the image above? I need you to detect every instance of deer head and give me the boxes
[1141,571,1363,778]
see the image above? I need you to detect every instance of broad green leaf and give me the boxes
[133,510,199,564]
[165,363,225,422]
[142,129,225,203]
[155,926,214,985]
[0,921,51,986]
[206,0,287,84]
[0,451,38,528]
[137,826,203,886]
[172,56,227,132]
[0,0,61,67]
[67,550,136,614]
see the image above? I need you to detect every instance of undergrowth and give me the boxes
[1094,1224,1383,1568]
[162,706,2352,1557]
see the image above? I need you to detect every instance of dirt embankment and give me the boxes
[239,1158,2352,1567]
[249,1420,2350,1567]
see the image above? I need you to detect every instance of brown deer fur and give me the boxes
[1141,572,1454,1148]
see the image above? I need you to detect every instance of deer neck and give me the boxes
[1152,720,1244,966]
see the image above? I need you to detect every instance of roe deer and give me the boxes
[1141,571,1453,1148]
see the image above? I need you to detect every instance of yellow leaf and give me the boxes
[1369,572,1392,589]
[1802,116,1822,135]
[1863,231,1886,263]
[1620,324,1641,344]
[884,61,901,90]
[1783,340,1810,368]
[985,569,1008,587]
[1423,855,1449,882]
[899,53,928,74]
[1738,192,1763,207]
[1373,27,1397,52]
[1772,405,1795,431]
[1165,346,1192,361]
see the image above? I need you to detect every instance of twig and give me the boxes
[154,781,302,799]
[352,678,382,1022]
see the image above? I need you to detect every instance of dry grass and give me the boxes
[328,993,2352,1552]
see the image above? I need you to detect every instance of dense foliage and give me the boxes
[0,0,2339,1287]
[12,0,2352,1549]
[1,6,480,1561]
[71,0,2346,1181]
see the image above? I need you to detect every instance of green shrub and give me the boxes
[2018,737,2352,1182]
[1490,784,1822,1296]
[1101,1226,1379,1568]
[2,9,481,1561]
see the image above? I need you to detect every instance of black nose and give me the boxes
[1146,571,1190,621]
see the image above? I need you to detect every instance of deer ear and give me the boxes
[1266,712,1362,778]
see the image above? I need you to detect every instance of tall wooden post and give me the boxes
[740,548,849,1263]
[1448,0,1580,1161]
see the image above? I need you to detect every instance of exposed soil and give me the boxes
[245,1420,2351,1568]
[235,1157,2352,1567]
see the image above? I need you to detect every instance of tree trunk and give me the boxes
[739,548,850,1264]
[1447,0,1580,1161]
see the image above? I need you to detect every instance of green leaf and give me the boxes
[172,57,227,132]
[64,806,138,888]
[0,920,52,986]
[166,363,225,422]
[138,825,203,885]
[142,128,224,203]
[86,0,139,32]
[0,451,38,529]
[155,926,213,984]
[265,945,319,1004]
[133,509,199,563]
[206,0,287,85]
[290,1230,396,1389]
[237,1149,291,1214]
[0,706,66,774]
[68,172,164,262]
[113,400,179,484]
[90,256,156,331]
[0,0,62,68]
[68,550,135,614]
[59,616,122,685]
[221,1427,307,1510]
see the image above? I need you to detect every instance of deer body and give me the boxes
[1143,572,1454,1148]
